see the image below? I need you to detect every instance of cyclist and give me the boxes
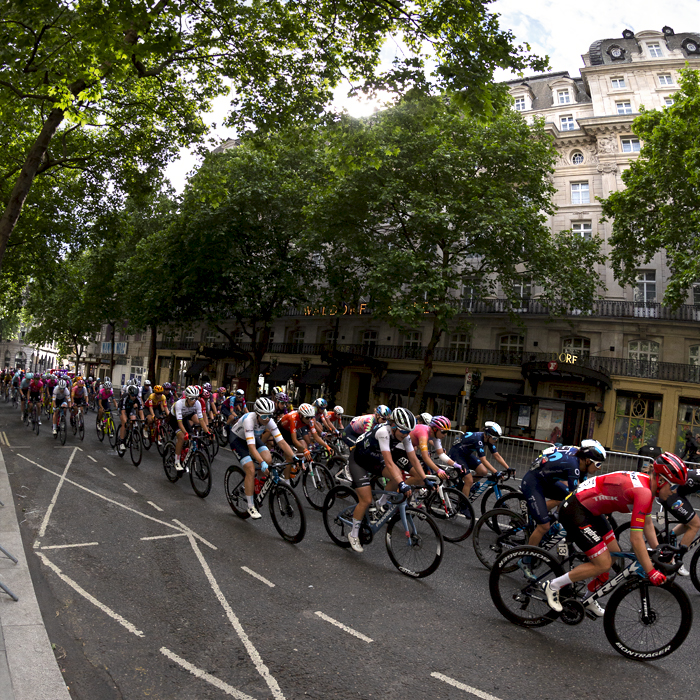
[417,412,433,425]
[342,405,392,448]
[70,378,89,427]
[273,392,290,422]
[52,379,72,435]
[345,407,419,552]
[28,374,43,424]
[19,372,31,418]
[279,403,332,459]
[229,396,298,519]
[116,385,147,455]
[312,397,336,435]
[167,385,208,470]
[410,415,462,479]
[145,384,170,438]
[540,453,686,617]
[141,379,152,403]
[448,421,510,497]
[97,380,117,423]
[327,405,344,434]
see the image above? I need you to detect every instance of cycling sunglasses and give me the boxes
[258,413,273,420]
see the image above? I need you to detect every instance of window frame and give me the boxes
[628,339,660,362]
[560,115,576,131]
[658,73,674,86]
[611,77,626,89]
[557,89,571,104]
[513,96,526,111]
[571,181,590,205]
[562,336,591,358]
[621,137,641,153]
[499,334,525,356]
[634,270,657,304]
[616,101,633,115]
[403,331,422,348]
[647,42,663,58]
[571,221,592,239]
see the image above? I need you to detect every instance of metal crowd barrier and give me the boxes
[599,450,652,475]
[497,437,555,479]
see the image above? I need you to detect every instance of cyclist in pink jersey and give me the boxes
[410,416,462,479]
[342,405,392,448]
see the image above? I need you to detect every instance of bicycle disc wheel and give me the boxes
[604,579,693,660]
[96,414,105,442]
[302,463,334,511]
[385,507,443,578]
[162,443,180,483]
[78,413,84,441]
[425,487,474,542]
[224,465,251,519]
[322,485,358,548]
[269,482,306,543]
[489,545,564,628]
[473,508,529,571]
[481,484,517,516]
[59,415,67,445]
[190,452,212,498]
[130,425,142,466]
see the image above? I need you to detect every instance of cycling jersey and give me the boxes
[280,411,317,437]
[52,387,70,403]
[146,392,167,410]
[231,412,284,445]
[28,379,43,395]
[119,394,144,414]
[451,431,497,458]
[678,469,700,497]
[20,377,30,390]
[410,424,442,453]
[349,414,375,434]
[327,411,342,428]
[98,387,113,401]
[529,447,580,493]
[172,397,202,421]
[72,386,87,400]
[353,423,414,470]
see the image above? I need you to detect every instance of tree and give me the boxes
[0,0,547,273]
[313,95,604,411]
[602,69,700,309]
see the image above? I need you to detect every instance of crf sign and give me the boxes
[548,361,558,371]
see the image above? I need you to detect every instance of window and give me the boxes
[613,394,661,452]
[658,74,674,86]
[611,77,626,89]
[403,331,422,348]
[290,329,305,347]
[203,330,218,345]
[362,330,377,347]
[512,278,531,308]
[183,330,195,344]
[616,101,633,114]
[323,329,338,346]
[557,89,571,104]
[621,137,641,153]
[693,284,700,306]
[628,340,659,362]
[665,96,674,106]
[562,337,590,358]
[690,346,700,366]
[14,351,26,369]
[514,96,526,111]
[233,330,245,346]
[571,182,590,204]
[647,42,663,58]
[571,151,584,165]
[462,280,480,311]
[572,222,592,239]
[500,334,524,355]
[447,333,470,362]
[560,115,576,131]
[3,351,10,367]
[676,399,700,455]
[635,271,656,304]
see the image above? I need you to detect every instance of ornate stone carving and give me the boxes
[596,163,619,173]
[597,136,618,154]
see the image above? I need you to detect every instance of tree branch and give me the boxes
[0,80,56,102]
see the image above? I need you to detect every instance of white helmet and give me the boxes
[104,380,112,389]
[333,405,344,415]
[419,412,433,425]
[392,407,416,432]
[58,379,67,389]
[254,397,275,415]
[185,385,200,399]
[579,439,607,464]
[484,421,502,438]
[298,403,315,418]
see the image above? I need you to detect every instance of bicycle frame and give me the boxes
[335,489,414,539]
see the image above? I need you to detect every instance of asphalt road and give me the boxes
[3,401,699,700]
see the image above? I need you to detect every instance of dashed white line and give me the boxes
[160,647,256,700]
[103,467,116,476]
[36,552,144,637]
[147,501,163,512]
[40,542,99,550]
[431,672,504,700]
[241,566,275,588]
[38,446,78,538]
[140,533,187,541]
[88,455,97,463]
[314,612,373,643]
[123,483,138,493]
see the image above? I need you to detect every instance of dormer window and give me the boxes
[647,42,663,58]
[514,96,526,111]
[557,89,571,104]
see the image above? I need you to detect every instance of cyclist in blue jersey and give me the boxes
[660,466,700,576]
[448,421,510,497]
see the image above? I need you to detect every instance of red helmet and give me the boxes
[653,452,687,485]
[201,389,211,399]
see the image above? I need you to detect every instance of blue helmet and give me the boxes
[313,397,327,410]
[375,405,392,419]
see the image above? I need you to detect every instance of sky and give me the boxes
[164,2,700,192]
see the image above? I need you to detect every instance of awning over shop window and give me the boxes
[474,379,525,402]
[374,371,419,392]
[239,362,270,380]
[299,366,331,385]
[266,363,297,383]
[424,374,466,396]
[185,359,209,377]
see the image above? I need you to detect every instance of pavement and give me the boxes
[0,439,71,700]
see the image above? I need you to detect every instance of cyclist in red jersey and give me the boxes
[541,453,687,616]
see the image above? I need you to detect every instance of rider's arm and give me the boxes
[630,518,657,574]
[407,448,427,480]
[380,450,405,484]
[480,455,499,475]
[493,452,509,470]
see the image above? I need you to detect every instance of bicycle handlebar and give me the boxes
[651,544,685,576]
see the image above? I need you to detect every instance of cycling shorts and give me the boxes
[167,413,195,435]
[230,434,270,465]
[21,387,29,396]
[342,423,362,448]
[662,492,696,525]
[558,495,615,559]
[74,397,87,406]
[100,399,112,410]
[448,446,481,471]
[29,391,42,402]
[521,471,569,525]
[348,450,384,489]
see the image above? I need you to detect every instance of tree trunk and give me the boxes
[0,108,65,271]
[109,322,115,377]
[247,325,272,403]
[410,316,443,414]
[148,324,157,384]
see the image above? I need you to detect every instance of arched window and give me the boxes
[562,337,590,358]
[3,351,9,367]
[14,351,26,369]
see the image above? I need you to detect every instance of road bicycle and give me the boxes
[29,398,41,435]
[96,408,117,446]
[275,451,334,511]
[412,475,474,543]
[116,416,143,467]
[11,387,18,408]
[143,415,172,457]
[54,404,68,445]
[70,404,85,441]
[455,466,519,515]
[162,429,212,498]
[489,542,692,660]
[224,459,306,543]
[322,484,444,578]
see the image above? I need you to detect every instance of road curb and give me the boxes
[0,446,71,700]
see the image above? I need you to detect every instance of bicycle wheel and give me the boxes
[269,482,306,543]
[162,443,180,483]
[489,545,564,628]
[190,451,212,498]
[473,508,529,571]
[71,412,77,435]
[210,433,219,459]
[481,484,517,516]
[425,487,474,543]
[78,412,84,441]
[59,414,67,445]
[96,414,105,442]
[130,425,143,466]
[216,423,227,447]
[302,463,334,511]
[322,485,358,547]
[494,492,529,519]
[107,417,117,449]
[604,579,693,660]
[385,507,443,578]
[156,425,167,456]
[224,465,251,519]
[326,455,349,480]
[142,427,153,451]
[614,520,662,553]
[34,407,40,435]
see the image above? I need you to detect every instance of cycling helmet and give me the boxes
[484,421,502,439]
[127,385,139,396]
[236,389,245,397]
[333,405,344,416]
[298,403,316,419]
[164,382,172,389]
[218,386,226,394]
[185,385,200,399]
[392,407,416,432]
[254,397,275,416]
[419,412,433,425]
[272,385,285,395]
[313,397,327,410]
[375,405,392,419]
[128,378,136,386]
[430,415,451,432]
[77,379,84,386]
[144,379,152,386]
[203,382,212,391]
[104,380,112,389]
[58,379,67,389]
[201,389,211,399]
[578,439,607,464]
[154,385,164,393]
[88,376,93,381]
[653,452,687,485]
[275,392,290,403]
[26,373,33,380]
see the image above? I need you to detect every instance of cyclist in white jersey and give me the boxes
[167,385,208,470]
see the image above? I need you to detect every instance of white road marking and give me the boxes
[37,446,78,538]
[0,433,5,445]
[140,533,187,541]
[314,612,373,643]
[40,542,99,550]
[147,501,163,512]
[160,647,256,700]
[123,483,138,493]
[180,527,285,700]
[241,566,275,588]
[172,518,217,551]
[37,552,144,637]
[3,432,9,446]
[103,467,116,476]
[88,455,98,463]
[431,672,504,700]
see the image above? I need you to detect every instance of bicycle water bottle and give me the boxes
[587,572,609,593]
[254,477,262,495]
